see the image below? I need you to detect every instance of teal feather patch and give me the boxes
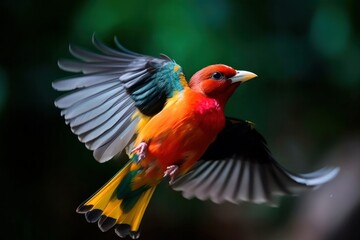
[120,193,143,213]
[116,169,141,199]
[152,61,185,97]
[115,169,150,212]
[120,60,186,116]
[130,154,139,163]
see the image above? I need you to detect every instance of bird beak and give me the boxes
[229,70,257,84]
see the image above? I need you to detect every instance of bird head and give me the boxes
[189,64,257,105]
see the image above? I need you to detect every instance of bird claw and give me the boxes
[163,165,179,184]
[131,142,148,162]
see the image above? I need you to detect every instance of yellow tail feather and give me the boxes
[119,186,156,231]
[77,162,156,238]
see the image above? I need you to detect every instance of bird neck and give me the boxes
[186,89,226,132]
[201,82,240,108]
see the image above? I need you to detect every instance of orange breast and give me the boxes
[134,88,225,181]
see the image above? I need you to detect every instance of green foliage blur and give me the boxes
[1,0,359,239]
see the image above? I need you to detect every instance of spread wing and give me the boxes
[53,35,187,162]
[171,118,339,205]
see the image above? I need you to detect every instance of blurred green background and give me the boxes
[1,0,360,239]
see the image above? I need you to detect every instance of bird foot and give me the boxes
[131,142,148,162]
[163,165,179,184]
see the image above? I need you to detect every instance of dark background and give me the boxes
[1,0,360,239]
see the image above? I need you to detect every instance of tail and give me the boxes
[77,162,156,239]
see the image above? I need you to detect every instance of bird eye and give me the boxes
[212,72,223,80]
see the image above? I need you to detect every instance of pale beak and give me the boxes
[229,70,257,83]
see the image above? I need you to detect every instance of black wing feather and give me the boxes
[172,118,339,204]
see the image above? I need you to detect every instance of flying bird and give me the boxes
[53,35,339,239]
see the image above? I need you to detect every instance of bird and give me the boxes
[53,35,339,239]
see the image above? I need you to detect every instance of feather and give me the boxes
[171,118,339,205]
[52,73,120,91]
[172,158,339,205]
[76,162,155,237]
[93,118,139,162]
[55,81,120,109]
[53,37,188,162]
[66,91,128,126]
[69,44,132,62]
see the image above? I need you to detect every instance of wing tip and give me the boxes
[93,149,113,163]
[51,80,59,91]
[303,166,340,187]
